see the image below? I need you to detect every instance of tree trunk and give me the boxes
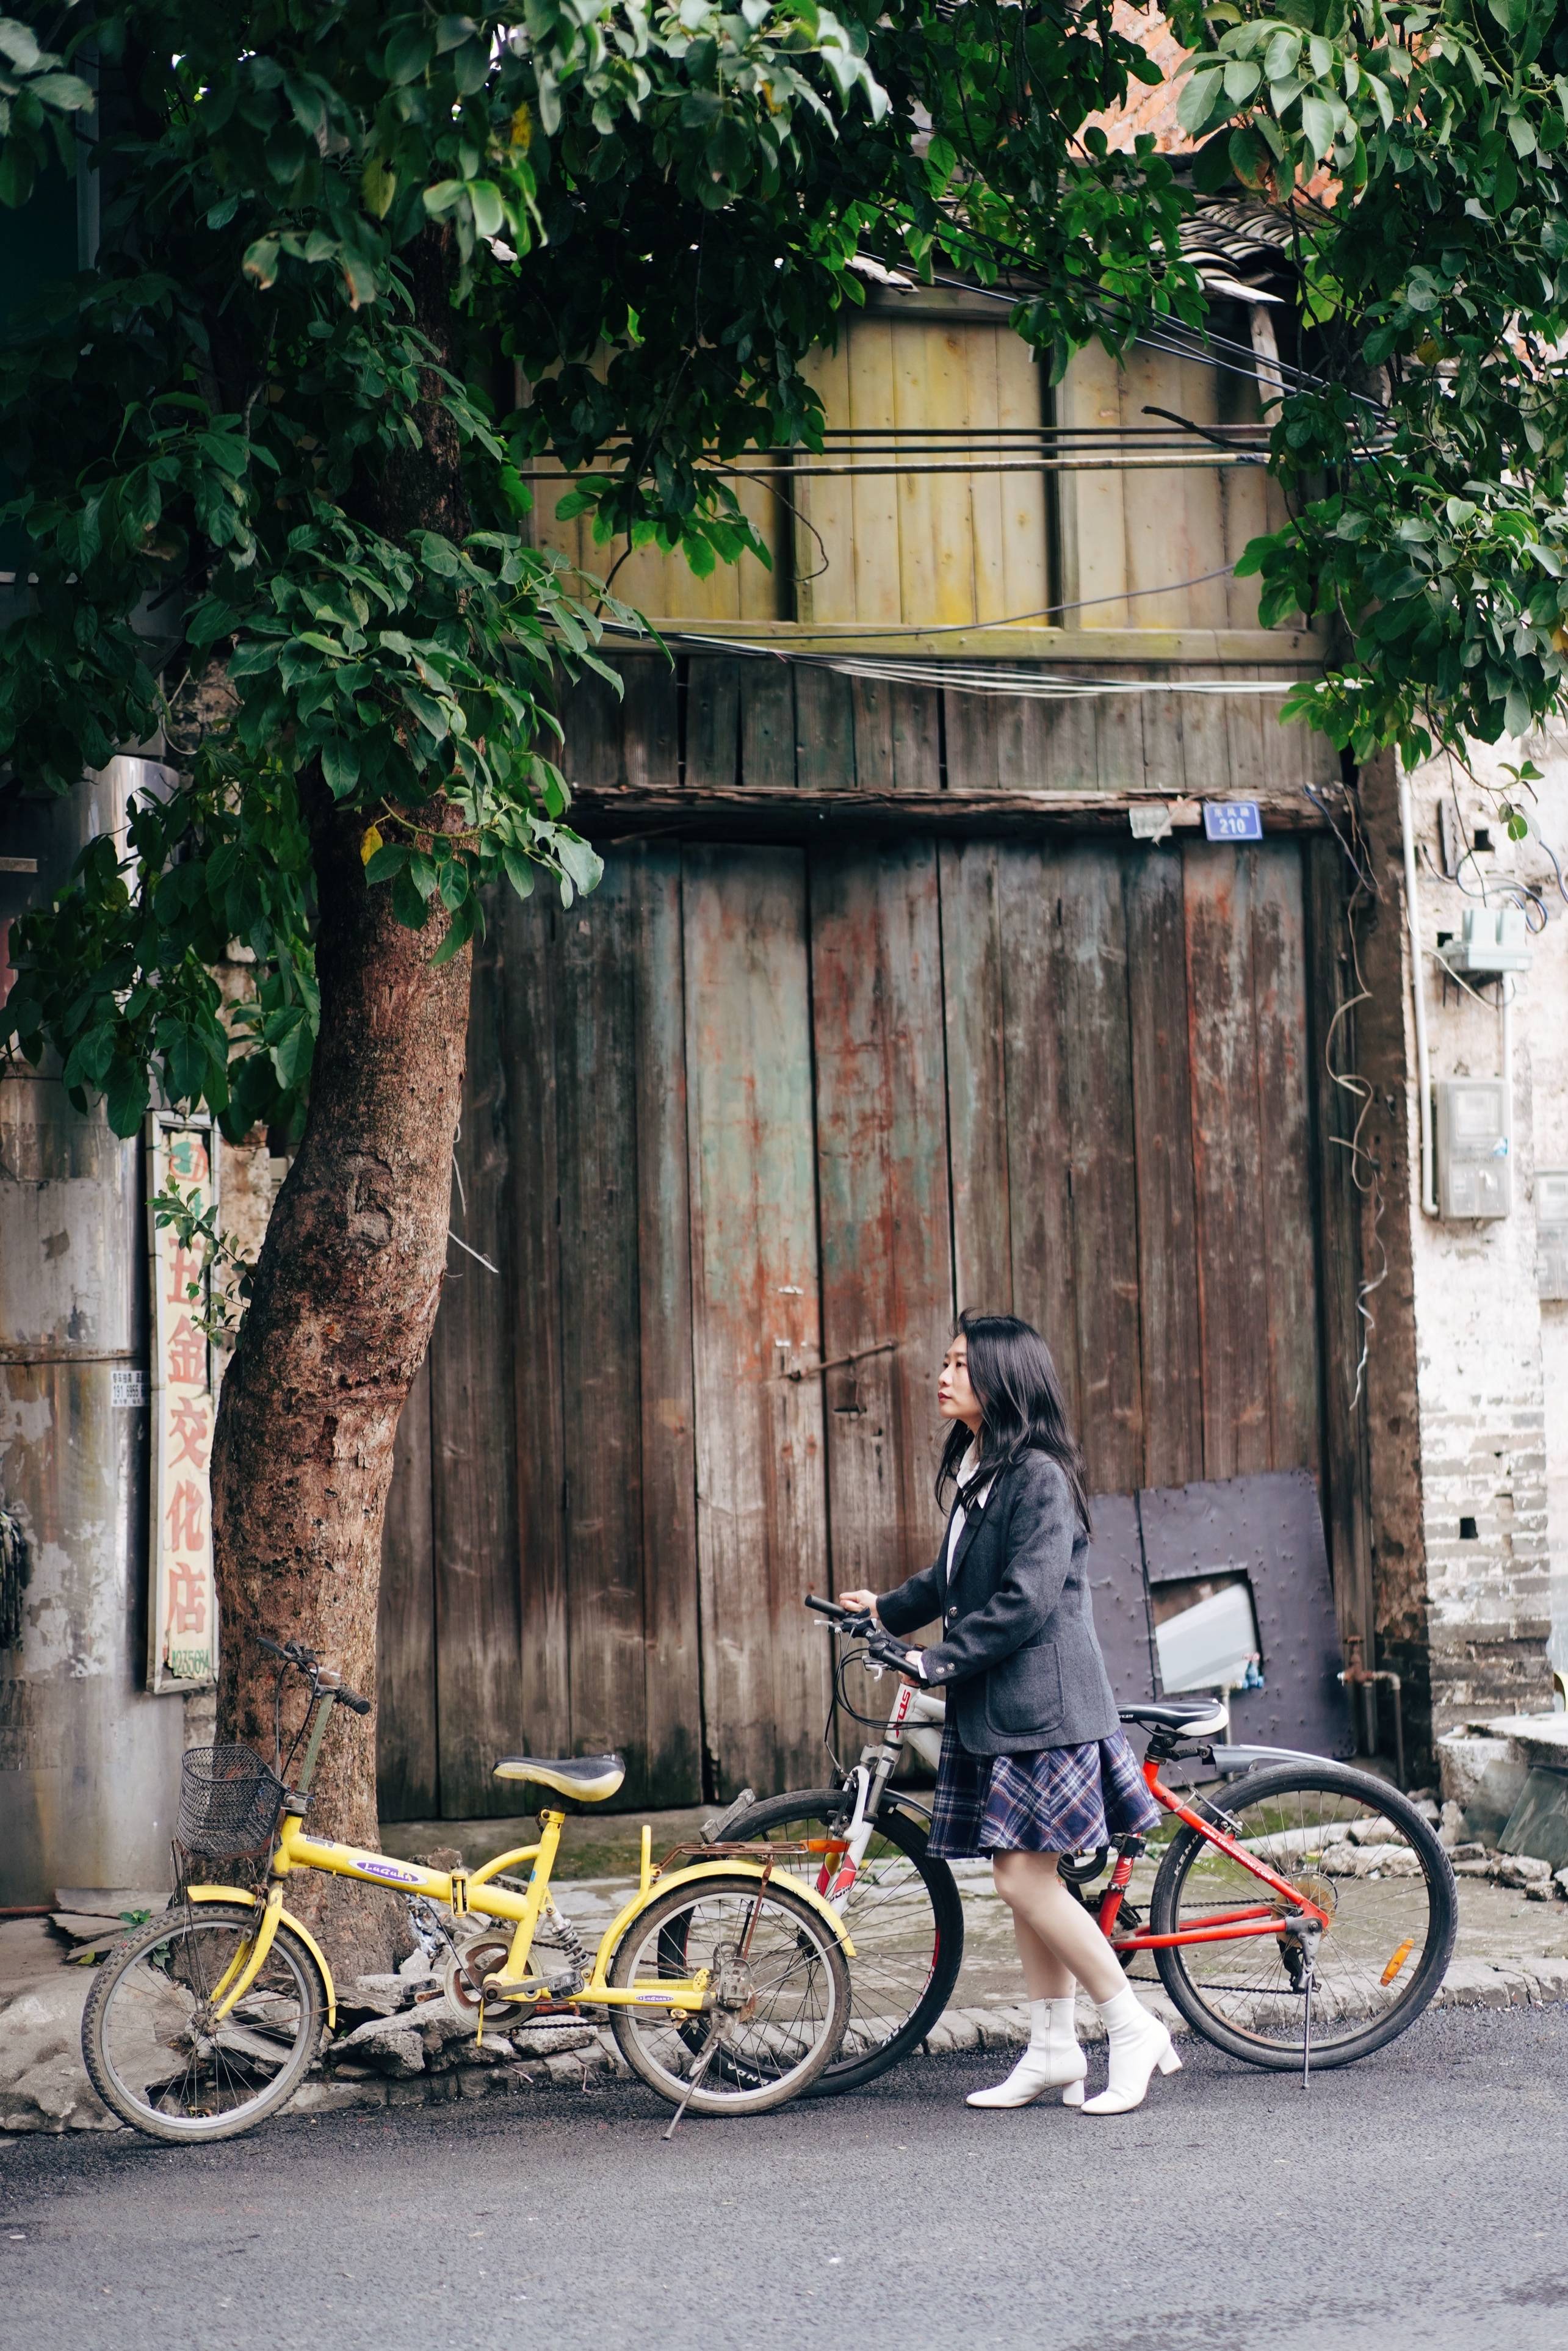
[211,791,471,1973]
[212,226,474,1977]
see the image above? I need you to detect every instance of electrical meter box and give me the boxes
[1537,1169,1568,1298]
[1435,1078,1512,1219]
[1448,905,1532,975]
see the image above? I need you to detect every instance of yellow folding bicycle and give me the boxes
[82,1638,853,2142]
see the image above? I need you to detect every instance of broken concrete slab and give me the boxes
[0,1975,119,2133]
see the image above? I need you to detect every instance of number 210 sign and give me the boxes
[1202,801,1264,842]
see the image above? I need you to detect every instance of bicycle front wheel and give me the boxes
[607,1873,850,2115]
[82,1901,325,2142]
[1149,1763,1456,2070]
[726,1788,963,2093]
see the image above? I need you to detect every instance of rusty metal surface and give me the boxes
[1138,1470,1353,1758]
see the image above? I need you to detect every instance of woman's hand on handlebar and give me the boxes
[837,1589,881,1624]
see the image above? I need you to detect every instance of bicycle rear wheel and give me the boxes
[82,1901,325,2141]
[607,1873,850,2115]
[1149,1763,1456,2070]
[725,1788,963,2093]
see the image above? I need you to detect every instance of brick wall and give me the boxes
[1392,741,1566,1732]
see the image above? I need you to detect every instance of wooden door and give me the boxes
[380,831,1333,1818]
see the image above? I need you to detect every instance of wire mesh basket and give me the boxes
[178,1744,287,1858]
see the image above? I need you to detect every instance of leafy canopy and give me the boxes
[5,0,1568,1143]
[1168,0,1568,761]
[0,0,1191,1138]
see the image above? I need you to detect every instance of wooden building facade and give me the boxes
[377,284,1372,1821]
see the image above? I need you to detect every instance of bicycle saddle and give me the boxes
[491,1752,626,1802]
[1118,1699,1230,1736]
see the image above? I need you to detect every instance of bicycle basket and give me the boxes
[178,1744,287,1858]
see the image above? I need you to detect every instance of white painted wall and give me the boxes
[1400,738,1568,1722]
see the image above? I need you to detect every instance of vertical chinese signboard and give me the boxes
[147,1116,218,1692]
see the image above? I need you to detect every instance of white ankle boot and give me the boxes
[967,1998,1087,2109]
[1080,1986,1181,2115]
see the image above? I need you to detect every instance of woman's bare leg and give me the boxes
[991,1851,1125,2005]
[1009,1905,1075,2002]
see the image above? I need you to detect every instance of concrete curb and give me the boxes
[4,1959,1567,2136]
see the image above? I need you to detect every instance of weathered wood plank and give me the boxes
[848,320,903,624]
[684,658,743,792]
[616,655,680,793]
[1250,843,1321,1474]
[739,660,797,792]
[1055,340,1129,627]
[629,847,704,1802]
[496,883,571,1771]
[377,1352,436,1821]
[809,839,955,1598]
[1182,842,1274,1479]
[431,893,527,1816]
[938,840,1013,1312]
[682,845,831,1799]
[997,847,1080,1428]
[1124,847,1205,1489]
[793,663,858,792]
[554,862,651,1790]
[795,338,854,627]
[890,682,944,793]
[848,673,895,795]
[1050,844,1144,1495]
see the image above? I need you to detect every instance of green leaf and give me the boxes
[322,737,360,794]
[385,23,435,84]
[361,157,397,218]
[467,180,505,239]
[364,842,413,883]
[1300,95,1336,163]
[243,236,281,288]
[104,1057,151,1138]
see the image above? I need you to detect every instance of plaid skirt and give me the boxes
[927,1723,1162,1859]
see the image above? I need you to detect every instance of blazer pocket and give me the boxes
[986,1645,1064,1738]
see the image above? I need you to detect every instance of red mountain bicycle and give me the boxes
[720,1599,1457,2090]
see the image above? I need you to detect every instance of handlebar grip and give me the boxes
[804,1594,845,1619]
[867,1634,923,1673]
[336,1686,372,1716]
[256,1636,286,1658]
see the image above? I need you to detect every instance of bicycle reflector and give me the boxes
[1381,1938,1415,1986]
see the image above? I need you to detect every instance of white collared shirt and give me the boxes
[945,1438,994,1581]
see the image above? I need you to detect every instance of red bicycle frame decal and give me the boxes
[1098,1761,1334,1953]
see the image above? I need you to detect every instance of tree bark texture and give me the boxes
[211,229,475,1974]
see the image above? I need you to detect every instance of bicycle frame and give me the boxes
[190,1688,851,2028]
[1096,1758,1334,1956]
[815,1661,1331,1957]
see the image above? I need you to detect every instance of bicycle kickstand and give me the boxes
[662,2021,723,2143]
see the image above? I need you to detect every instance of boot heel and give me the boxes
[1157,2048,1182,2075]
[1061,2079,1085,2107]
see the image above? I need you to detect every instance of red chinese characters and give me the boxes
[168,1395,212,1471]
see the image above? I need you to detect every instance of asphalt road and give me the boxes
[3,2006,1566,2351]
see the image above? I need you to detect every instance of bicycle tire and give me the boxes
[724,1788,964,2095]
[607,1872,850,2116]
[1149,1762,1457,2071]
[82,1901,325,2142]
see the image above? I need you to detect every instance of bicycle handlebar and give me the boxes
[257,1634,370,1713]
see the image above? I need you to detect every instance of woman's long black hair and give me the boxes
[936,1310,1091,1533]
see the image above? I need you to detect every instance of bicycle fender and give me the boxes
[184,1883,338,2026]
[601,1862,856,1963]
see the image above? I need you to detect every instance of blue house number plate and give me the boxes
[1202,800,1263,842]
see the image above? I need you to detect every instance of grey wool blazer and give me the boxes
[876,1450,1121,1756]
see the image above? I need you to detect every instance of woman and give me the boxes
[839,1311,1173,2115]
